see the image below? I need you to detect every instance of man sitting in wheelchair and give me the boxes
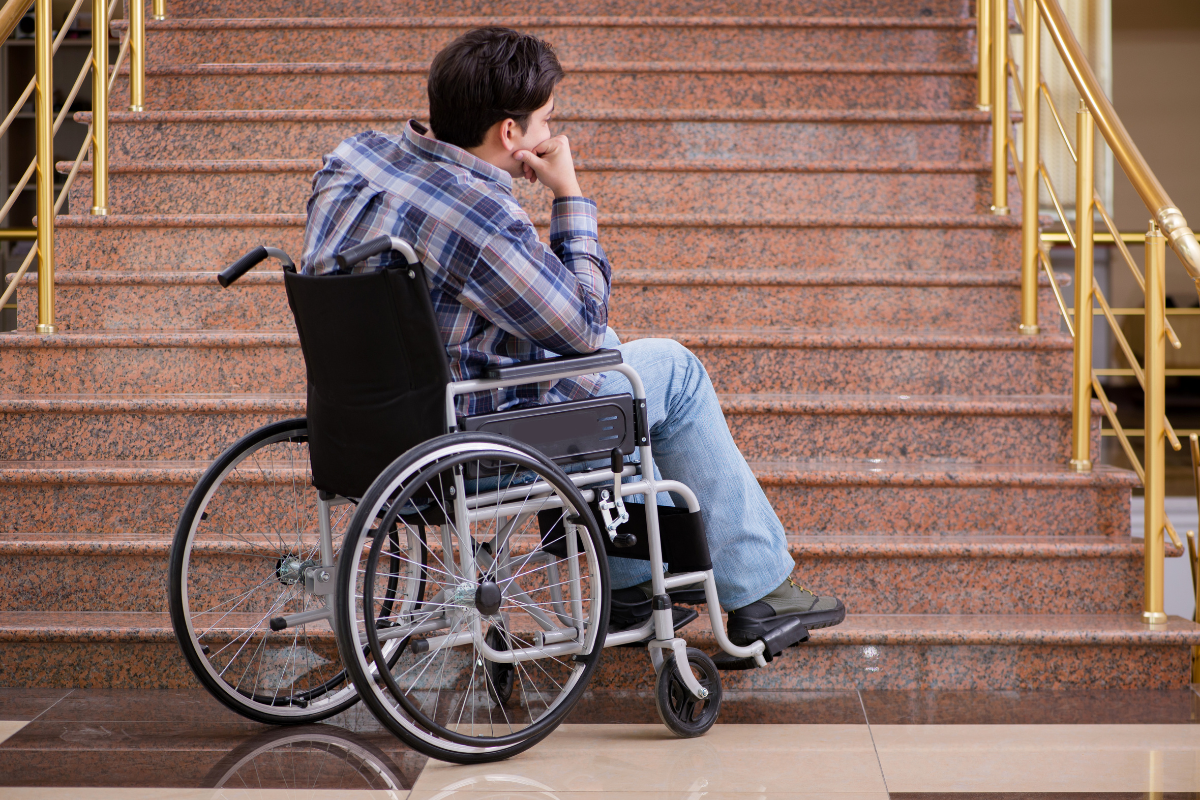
[300,26,846,653]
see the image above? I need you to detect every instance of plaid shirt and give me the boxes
[301,121,612,416]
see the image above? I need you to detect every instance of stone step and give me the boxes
[109,60,976,112]
[0,533,1166,616]
[0,392,1093,464]
[167,0,973,21]
[0,459,1135,537]
[11,268,1059,334]
[63,160,1009,217]
[131,16,975,67]
[53,209,1021,275]
[0,327,1071,396]
[83,108,994,163]
[1,610,1193,690]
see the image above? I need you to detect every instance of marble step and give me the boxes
[0,533,1167,616]
[0,327,1072,396]
[129,16,975,67]
[81,108,996,163]
[63,160,1015,217]
[0,610,1193,690]
[166,0,973,20]
[0,459,1136,537]
[53,208,1021,275]
[0,392,1095,464]
[108,60,976,113]
[11,268,1059,335]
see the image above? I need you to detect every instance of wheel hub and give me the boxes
[276,555,314,586]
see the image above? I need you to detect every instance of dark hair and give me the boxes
[427,27,563,149]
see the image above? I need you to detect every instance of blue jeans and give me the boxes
[594,329,795,611]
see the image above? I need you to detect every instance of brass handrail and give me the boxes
[1037,0,1200,296]
[995,0,1195,624]
[0,0,33,44]
[0,0,135,328]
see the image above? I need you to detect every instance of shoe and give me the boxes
[607,578,699,646]
[726,578,846,648]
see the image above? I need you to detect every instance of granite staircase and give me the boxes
[2,0,1197,690]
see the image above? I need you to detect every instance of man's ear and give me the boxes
[495,118,519,153]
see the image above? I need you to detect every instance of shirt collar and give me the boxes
[404,120,513,192]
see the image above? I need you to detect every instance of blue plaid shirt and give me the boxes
[301,120,612,416]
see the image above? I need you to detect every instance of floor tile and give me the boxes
[412,723,887,794]
[0,688,72,721]
[872,723,1200,793]
[0,722,26,746]
[565,689,866,724]
[861,688,1200,724]
[1,791,408,799]
[35,688,249,723]
[0,718,422,790]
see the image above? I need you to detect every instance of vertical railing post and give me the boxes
[34,0,56,334]
[1143,222,1168,625]
[91,0,109,215]
[1070,101,1094,472]
[990,0,1008,214]
[129,0,145,111]
[1019,0,1040,334]
[978,0,992,109]
[152,0,165,19]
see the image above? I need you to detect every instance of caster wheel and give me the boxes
[484,625,515,706]
[654,647,721,738]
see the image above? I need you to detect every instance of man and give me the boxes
[301,27,845,650]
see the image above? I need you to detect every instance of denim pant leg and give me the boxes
[596,334,795,610]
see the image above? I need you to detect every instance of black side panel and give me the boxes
[538,502,711,572]
[284,261,451,498]
[462,394,635,465]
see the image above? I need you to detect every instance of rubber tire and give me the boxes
[334,431,611,764]
[169,418,360,724]
[654,648,722,738]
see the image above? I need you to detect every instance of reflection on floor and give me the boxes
[0,687,1198,798]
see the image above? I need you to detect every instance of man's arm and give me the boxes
[458,198,611,355]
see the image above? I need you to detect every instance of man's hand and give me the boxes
[514,135,582,198]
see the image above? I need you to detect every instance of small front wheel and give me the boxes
[654,648,722,738]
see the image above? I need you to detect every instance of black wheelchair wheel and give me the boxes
[655,647,722,738]
[334,432,611,764]
[169,418,410,724]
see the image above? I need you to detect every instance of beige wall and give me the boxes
[1109,1,1200,306]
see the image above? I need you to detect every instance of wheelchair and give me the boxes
[169,236,797,764]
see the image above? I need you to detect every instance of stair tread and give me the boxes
[55,211,1022,229]
[9,269,1049,287]
[78,107,996,123]
[0,327,1070,349]
[0,391,1075,414]
[0,530,1165,556]
[1,610,1194,645]
[62,158,999,174]
[133,60,976,76]
[0,457,1138,485]
[123,15,978,30]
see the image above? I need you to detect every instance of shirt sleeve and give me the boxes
[456,196,612,355]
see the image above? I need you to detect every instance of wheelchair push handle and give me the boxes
[334,235,420,271]
[217,246,295,288]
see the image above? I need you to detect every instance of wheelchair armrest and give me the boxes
[483,349,623,382]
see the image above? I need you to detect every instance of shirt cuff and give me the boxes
[549,197,599,243]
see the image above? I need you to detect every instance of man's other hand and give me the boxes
[514,135,583,198]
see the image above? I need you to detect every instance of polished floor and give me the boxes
[0,687,1198,798]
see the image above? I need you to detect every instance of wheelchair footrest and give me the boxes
[713,617,809,671]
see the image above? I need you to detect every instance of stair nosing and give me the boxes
[121,16,977,31]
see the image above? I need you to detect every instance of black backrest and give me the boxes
[283,257,451,498]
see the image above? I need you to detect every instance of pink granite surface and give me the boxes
[86,110,994,162]
[168,0,973,19]
[138,17,974,67]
